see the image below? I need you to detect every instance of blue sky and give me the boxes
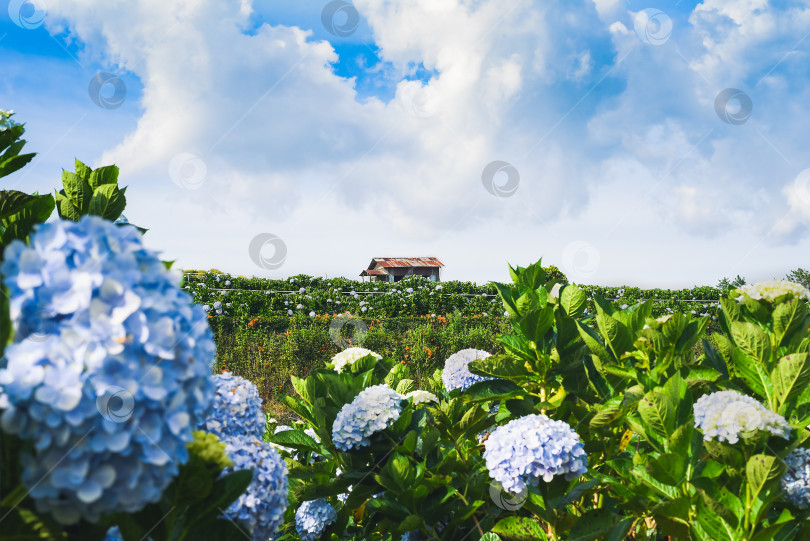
[2,0,810,287]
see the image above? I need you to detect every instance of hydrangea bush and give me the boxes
[3,126,810,541]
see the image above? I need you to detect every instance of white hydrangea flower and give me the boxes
[694,390,791,444]
[331,347,383,373]
[735,280,810,303]
[406,390,438,405]
[332,385,403,451]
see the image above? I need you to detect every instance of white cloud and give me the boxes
[8,0,810,285]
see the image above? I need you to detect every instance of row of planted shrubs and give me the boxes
[209,313,511,416]
[218,259,810,540]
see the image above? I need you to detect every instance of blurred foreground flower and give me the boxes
[0,216,215,524]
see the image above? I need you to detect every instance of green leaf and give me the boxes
[265,429,319,452]
[731,321,772,365]
[61,169,92,210]
[560,284,588,317]
[568,508,620,541]
[491,517,548,541]
[638,390,675,441]
[589,397,623,429]
[772,352,810,412]
[746,454,784,505]
[480,534,502,541]
[0,153,35,179]
[577,320,613,367]
[733,349,772,403]
[582,354,612,399]
[88,164,119,189]
[0,190,35,219]
[54,191,81,221]
[462,379,524,403]
[186,468,253,526]
[88,183,126,221]
[645,453,685,486]
[469,354,529,380]
[74,159,92,180]
[596,312,633,359]
[694,498,736,541]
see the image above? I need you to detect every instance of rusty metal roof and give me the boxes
[368,257,444,269]
[360,269,388,276]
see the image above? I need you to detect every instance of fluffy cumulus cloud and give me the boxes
[8,0,810,284]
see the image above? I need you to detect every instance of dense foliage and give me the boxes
[5,108,810,541]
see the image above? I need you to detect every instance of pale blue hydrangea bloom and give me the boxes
[693,390,791,444]
[200,372,265,439]
[0,216,215,524]
[484,414,587,494]
[295,498,337,541]
[441,348,494,392]
[332,385,403,451]
[221,436,288,541]
[782,448,810,509]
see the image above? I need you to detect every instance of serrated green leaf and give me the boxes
[88,183,126,220]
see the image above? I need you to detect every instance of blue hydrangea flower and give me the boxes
[0,216,215,524]
[441,348,494,392]
[221,435,288,541]
[103,526,122,541]
[782,448,810,509]
[200,372,265,439]
[693,390,791,444]
[295,498,337,541]
[484,414,587,494]
[332,385,403,451]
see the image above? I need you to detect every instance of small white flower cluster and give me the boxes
[331,347,383,373]
[693,390,791,444]
[332,385,403,451]
[406,390,438,405]
[735,280,810,303]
